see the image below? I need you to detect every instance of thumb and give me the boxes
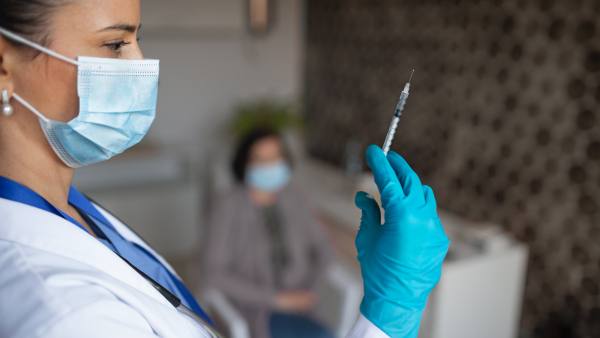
[355,191,381,227]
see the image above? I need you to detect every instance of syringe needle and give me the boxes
[408,69,414,83]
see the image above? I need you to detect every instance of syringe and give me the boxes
[367,70,413,198]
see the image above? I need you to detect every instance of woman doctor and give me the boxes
[0,0,449,337]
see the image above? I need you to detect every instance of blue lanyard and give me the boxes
[0,176,106,234]
[0,176,213,326]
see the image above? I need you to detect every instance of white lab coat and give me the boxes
[0,197,388,338]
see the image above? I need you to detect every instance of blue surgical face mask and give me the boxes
[0,27,159,168]
[245,160,291,192]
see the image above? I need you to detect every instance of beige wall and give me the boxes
[139,0,304,149]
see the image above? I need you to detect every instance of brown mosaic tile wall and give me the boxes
[304,0,600,336]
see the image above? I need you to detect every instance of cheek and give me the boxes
[45,58,79,122]
[14,56,79,123]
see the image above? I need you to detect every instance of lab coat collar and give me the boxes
[0,176,114,235]
[0,197,173,309]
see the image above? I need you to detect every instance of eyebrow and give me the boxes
[98,23,141,33]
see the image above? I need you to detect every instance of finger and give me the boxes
[355,191,382,227]
[365,145,404,199]
[423,185,438,209]
[423,185,448,239]
[387,151,425,203]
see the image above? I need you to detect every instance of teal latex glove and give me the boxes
[355,145,450,337]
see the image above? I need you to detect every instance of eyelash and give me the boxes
[104,38,141,53]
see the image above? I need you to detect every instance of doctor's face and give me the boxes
[0,0,143,130]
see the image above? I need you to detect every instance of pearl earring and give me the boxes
[2,90,13,116]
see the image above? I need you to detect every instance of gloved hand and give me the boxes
[355,145,450,337]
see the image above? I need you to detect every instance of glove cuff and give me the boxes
[360,297,424,338]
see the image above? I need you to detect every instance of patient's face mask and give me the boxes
[0,27,159,168]
[245,160,291,192]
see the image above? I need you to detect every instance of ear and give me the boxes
[0,36,15,97]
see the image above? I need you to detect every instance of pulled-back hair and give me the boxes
[0,0,66,55]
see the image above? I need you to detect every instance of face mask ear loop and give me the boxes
[0,27,80,67]
[12,93,50,124]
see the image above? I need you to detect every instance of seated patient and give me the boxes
[201,128,334,338]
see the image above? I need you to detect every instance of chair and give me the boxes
[200,263,362,338]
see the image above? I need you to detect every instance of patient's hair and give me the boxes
[0,0,67,57]
[232,128,293,182]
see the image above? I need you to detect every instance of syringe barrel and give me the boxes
[394,91,409,117]
[367,84,411,199]
[382,116,400,154]
[382,91,409,154]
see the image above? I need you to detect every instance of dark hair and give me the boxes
[231,128,292,182]
[0,0,66,55]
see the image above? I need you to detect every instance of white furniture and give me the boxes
[200,264,362,338]
[202,289,251,338]
[417,211,529,338]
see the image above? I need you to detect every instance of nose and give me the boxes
[130,42,144,60]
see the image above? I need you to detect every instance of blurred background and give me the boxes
[72,0,600,337]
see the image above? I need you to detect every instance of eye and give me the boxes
[104,40,131,53]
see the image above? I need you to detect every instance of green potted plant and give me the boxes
[230,99,302,140]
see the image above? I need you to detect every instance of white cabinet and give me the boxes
[419,211,529,338]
